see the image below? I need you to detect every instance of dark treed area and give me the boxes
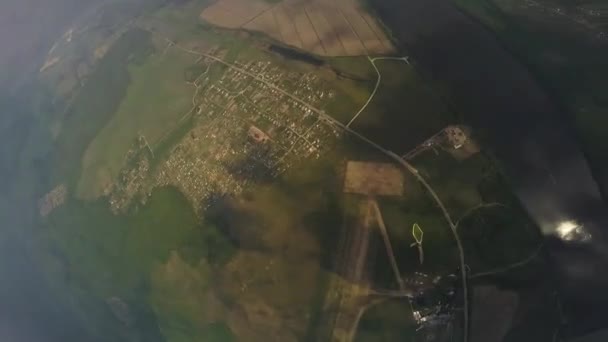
[370,0,608,339]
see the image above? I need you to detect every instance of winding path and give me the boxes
[470,244,544,279]
[147,29,468,341]
[346,56,410,127]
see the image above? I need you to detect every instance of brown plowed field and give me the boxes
[200,0,393,56]
[273,5,302,49]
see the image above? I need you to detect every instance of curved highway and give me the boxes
[371,0,608,337]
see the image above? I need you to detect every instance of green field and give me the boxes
[8,0,557,341]
[323,56,376,124]
[42,187,203,297]
[38,186,218,340]
[324,57,452,153]
[75,6,273,199]
[350,59,452,152]
[412,150,542,272]
[77,45,197,198]
[51,28,154,189]
[37,183,247,341]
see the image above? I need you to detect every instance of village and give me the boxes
[107,56,342,214]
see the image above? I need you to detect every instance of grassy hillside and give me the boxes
[77,45,197,198]
[51,28,154,188]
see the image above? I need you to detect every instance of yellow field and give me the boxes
[200,0,394,56]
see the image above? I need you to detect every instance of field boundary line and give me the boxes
[303,6,328,55]
[333,1,368,55]
[147,29,468,340]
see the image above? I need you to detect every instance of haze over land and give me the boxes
[1,0,606,341]
[0,0,97,89]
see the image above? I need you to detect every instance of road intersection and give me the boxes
[147,29,469,341]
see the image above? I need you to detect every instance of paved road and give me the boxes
[151,29,468,341]
[371,199,406,290]
[346,56,410,128]
[372,0,608,335]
